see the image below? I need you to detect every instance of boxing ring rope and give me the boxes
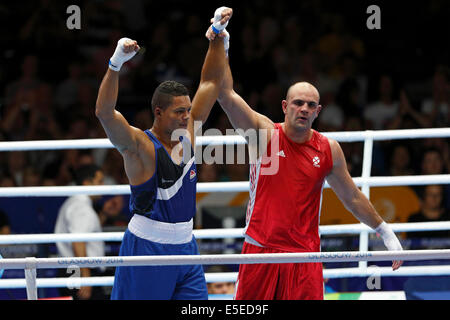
[3,265,450,290]
[0,175,448,197]
[2,250,450,270]
[1,221,450,244]
[1,128,449,151]
[1,249,450,299]
[0,128,449,299]
[1,221,450,297]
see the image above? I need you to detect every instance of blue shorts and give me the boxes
[110,229,208,300]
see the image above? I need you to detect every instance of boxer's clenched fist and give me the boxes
[206,7,233,41]
[109,38,140,71]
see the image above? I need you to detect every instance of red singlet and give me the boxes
[235,123,333,300]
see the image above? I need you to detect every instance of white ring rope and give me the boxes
[0,128,449,298]
[0,221,449,244]
[1,250,450,270]
[0,128,449,151]
[0,128,447,198]
[0,175,448,197]
[2,265,450,289]
[326,128,450,142]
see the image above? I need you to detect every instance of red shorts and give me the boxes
[234,242,324,300]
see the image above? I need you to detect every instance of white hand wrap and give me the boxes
[208,7,231,55]
[109,37,137,71]
[211,6,229,34]
[222,29,230,56]
[375,222,403,251]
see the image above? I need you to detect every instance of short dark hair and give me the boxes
[74,164,101,185]
[151,81,189,115]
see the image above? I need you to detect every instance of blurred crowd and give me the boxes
[0,0,448,227]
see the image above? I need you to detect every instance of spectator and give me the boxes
[54,164,107,300]
[420,147,446,175]
[364,75,398,130]
[206,265,236,296]
[387,90,430,129]
[65,116,91,140]
[198,163,219,183]
[341,116,364,176]
[4,55,41,108]
[316,90,345,132]
[6,151,27,186]
[55,61,85,111]
[336,77,363,118]
[0,174,15,187]
[421,66,449,128]
[18,0,68,53]
[258,83,285,123]
[101,149,128,185]
[208,281,235,296]
[388,144,415,176]
[26,83,61,141]
[22,166,41,187]
[407,185,450,240]
[418,147,450,209]
[2,54,45,143]
[95,195,126,228]
[0,210,11,235]
[2,85,38,141]
[420,138,450,174]
[221,152,249,182]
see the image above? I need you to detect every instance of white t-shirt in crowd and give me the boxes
[363,101,399,129]
[54,195,104,258]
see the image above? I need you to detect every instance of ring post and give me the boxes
[359,132,374,269]
[25,257,38,300]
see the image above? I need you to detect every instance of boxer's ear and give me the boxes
[154,107,162,117]
[282,100,287,114]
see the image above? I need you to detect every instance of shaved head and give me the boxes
[286,82,320,103]
[281,81,323,135]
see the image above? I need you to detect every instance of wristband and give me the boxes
[211,25,221,34]
[108,60,121,72]
[375,222,403,251]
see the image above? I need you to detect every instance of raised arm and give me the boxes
[205,8,273,135]
[95,38,156,185]
[326,138,403,270]
[188,23,229,132]
[218,59,274,134]
[95,38,141,154]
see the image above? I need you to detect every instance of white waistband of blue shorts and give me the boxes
[128,214,193,244]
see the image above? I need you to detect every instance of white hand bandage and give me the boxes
[207,7,231,55]
[211,6,229,34]
[375,222,403,251]
[222,29,230,56]
[109,38,138,71]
